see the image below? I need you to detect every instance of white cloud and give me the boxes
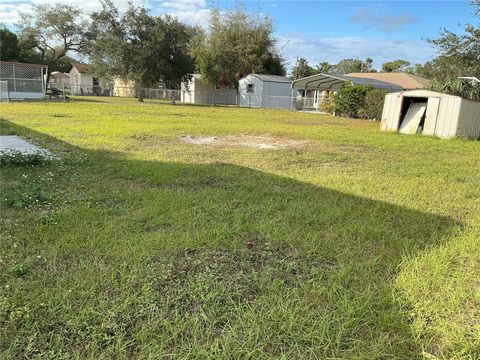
[154,0,211,27]
[0,0,146,25]
[0,2,32,24]
[350,10,417,33]
[0,0,212,27]
[278,34,437,70]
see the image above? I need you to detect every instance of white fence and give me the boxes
[0,62,48,100]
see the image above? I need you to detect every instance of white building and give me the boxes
[239,74,293,109]
[49,71,70,89]
[67,62,108,95]
[381,90,480,139]
[181,74,237,105]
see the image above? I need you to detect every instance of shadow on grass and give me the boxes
[0,119,460,359]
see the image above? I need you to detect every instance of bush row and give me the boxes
[320,85,388,120]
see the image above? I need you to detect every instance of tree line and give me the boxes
[0,0,478,97]
[0,1,284,90]
[290,58,423,79]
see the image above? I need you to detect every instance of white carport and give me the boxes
[292,73,403,92]
[292,73,403,110]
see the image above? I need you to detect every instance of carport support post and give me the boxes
[303,86,307,111]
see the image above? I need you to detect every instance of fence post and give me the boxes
[63,84,66,102]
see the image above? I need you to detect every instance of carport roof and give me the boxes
[291,73,403,92]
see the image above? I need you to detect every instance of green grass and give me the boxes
[0,97,479,359]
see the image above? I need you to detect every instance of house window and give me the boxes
[93,77,99,87]
[247,84,254,93]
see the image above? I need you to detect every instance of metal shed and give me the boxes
[239,74,293,109]
[181,74,237,105]
[381,90,480,139]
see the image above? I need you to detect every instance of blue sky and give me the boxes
[1,0,477,71]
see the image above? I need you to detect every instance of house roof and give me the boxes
[292,73,403,92]
[250,74,292,84]
[69,62,92,74]
[345,72,430,90]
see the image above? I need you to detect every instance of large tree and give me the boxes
[315,61,335,74]
[291,57,315,79]
[381,59,411,72]
[195,7,285,88]
[17,4,89,81]
[334,58,373,74]
[89,0,196,95]
[0,26,42,63]
[0,27,21,61]
[425,0,479,99]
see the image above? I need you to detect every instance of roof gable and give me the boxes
[69,62,93,74]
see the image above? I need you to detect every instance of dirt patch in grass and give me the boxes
[180,134,307,149]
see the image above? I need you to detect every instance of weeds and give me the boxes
[10,264,32,278]
[0,151,50,166]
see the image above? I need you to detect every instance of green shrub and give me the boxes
[333,84,374,118]
[358,89,388,120]
[319,91,335,114]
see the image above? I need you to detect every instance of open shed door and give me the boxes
[399,102,427,134]
[423,97,440,136]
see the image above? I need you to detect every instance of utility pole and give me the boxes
[295,56,299,80]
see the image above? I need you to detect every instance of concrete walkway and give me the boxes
[0,135,55,157]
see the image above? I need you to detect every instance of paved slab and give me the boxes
[0,135,55,157]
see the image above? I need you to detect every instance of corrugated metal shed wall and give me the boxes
[434,96,461,138]
[457,99,480,138]
[380,90,480,139]
[380,92,402,131]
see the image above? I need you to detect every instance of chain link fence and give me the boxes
[36,82,328,112]
[0,62,48,100]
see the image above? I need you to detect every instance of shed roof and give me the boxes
[345,72,430,90]
[292,73,403,92]
[388,89,467,99]
[249,74,292,84]
[50,71,70,79]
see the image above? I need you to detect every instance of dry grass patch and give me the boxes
[180,133,308,149]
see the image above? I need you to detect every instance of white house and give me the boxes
[381,89,480,139]
[181,74,237,105]
[67,62,108,95]
[238,74,293,109]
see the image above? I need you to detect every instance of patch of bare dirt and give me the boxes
[180,134,307,149]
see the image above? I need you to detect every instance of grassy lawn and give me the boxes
[1,97,479,359]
